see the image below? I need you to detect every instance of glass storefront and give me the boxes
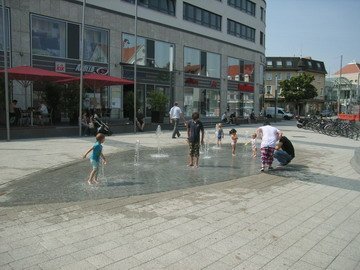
[226,91,254,117]
[121,33,173,68]
[184,88,220,117]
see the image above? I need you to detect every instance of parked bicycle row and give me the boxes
[296,116,360,140]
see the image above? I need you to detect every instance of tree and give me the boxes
[279,73,318,115]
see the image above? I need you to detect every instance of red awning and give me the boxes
[57,73,134,89]
[0,66,75,84]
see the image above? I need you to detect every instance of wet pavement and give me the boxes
[1,123,360,270]
[0,144,261,206]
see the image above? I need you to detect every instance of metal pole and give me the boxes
[79,0,86,137]
[337,55,342,115]
[169,44,173,105]
[133,0,138,133]
[274,74,278,122]
[357,73,360,103]
[2,0,9,141]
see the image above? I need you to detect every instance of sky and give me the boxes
[266,0,360,77]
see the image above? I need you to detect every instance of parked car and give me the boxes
[320,109,334,117]
[265,107,294,120]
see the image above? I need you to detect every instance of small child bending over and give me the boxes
[229,128,238,156]
[83,133,107,185]
[215,123,224,147]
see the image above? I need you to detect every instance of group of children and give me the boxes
[215,123,257,158]
[82,120,258,185]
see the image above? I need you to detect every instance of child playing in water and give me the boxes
[83,133,107,184]
[246,133,257,158]
[229,128,238,156]
[215,123,224,147]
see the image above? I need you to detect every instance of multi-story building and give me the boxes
[264,56,327,115]
[325,62,360,113]
[0,0,266,122]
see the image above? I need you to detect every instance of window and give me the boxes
[184,88,220,117]
[244,61,255,82]
[276,61,282,67]
[260,6,266,22]
[122,0,175,16]
[260,31,265,46]
[31,15,109,63]
[266,60,273,67]
[122,34,146,65]
[183,2,222,31]
[266,85,271,94]
[307,61,312,68]
[122,33,173,68]
[227,19,255,42]
[266,72,272,80]
[287,72,291,79]
[184,47,200,75]
[317,62,322,69]
[31,16,66,57]
[276,73,282,80]
[0,7,10,51]
[228,57,240,81]
[84,27,108,63]
[228,0,256,16]
[206,52,220,78]
[286,60,292,67]
[184,47,220,78]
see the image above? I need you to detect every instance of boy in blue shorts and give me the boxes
[83,133,107,184]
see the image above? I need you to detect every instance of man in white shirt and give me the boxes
[256,120,282,171]
[169,102,185,139]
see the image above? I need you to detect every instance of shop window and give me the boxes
[84,27,109,63]
[184,47,220,78]
[122,33,146,65]
[31,15,66,57]
[184,88,220,117]
[244,61,255,82]
[122,33,173,69]
[0,7,10,51]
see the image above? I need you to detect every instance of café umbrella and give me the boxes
[0,65,76,126]
[0,65,76,108]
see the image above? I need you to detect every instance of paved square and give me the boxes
[0,122,359,269]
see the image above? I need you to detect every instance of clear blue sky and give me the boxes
[266,0,360,77]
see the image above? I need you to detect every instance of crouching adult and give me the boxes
[274,135,295,166]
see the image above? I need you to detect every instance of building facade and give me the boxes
[325,62,360,114]
[0,0,266,121]
[264,56,327,115]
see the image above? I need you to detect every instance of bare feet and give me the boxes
[187,164,194,167]
[87,180,92,185]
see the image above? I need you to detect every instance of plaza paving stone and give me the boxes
[0,121,359,269]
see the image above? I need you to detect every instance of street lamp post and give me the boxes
[2,0,10,141]
[274,74,278,122]
[133,0,138,133]
[78,0,86,137]
[337,55,343,114]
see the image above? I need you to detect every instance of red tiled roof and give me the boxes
[334,63,360,75]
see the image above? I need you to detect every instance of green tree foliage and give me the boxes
[280,73,317,103]
[279,73,318,114]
